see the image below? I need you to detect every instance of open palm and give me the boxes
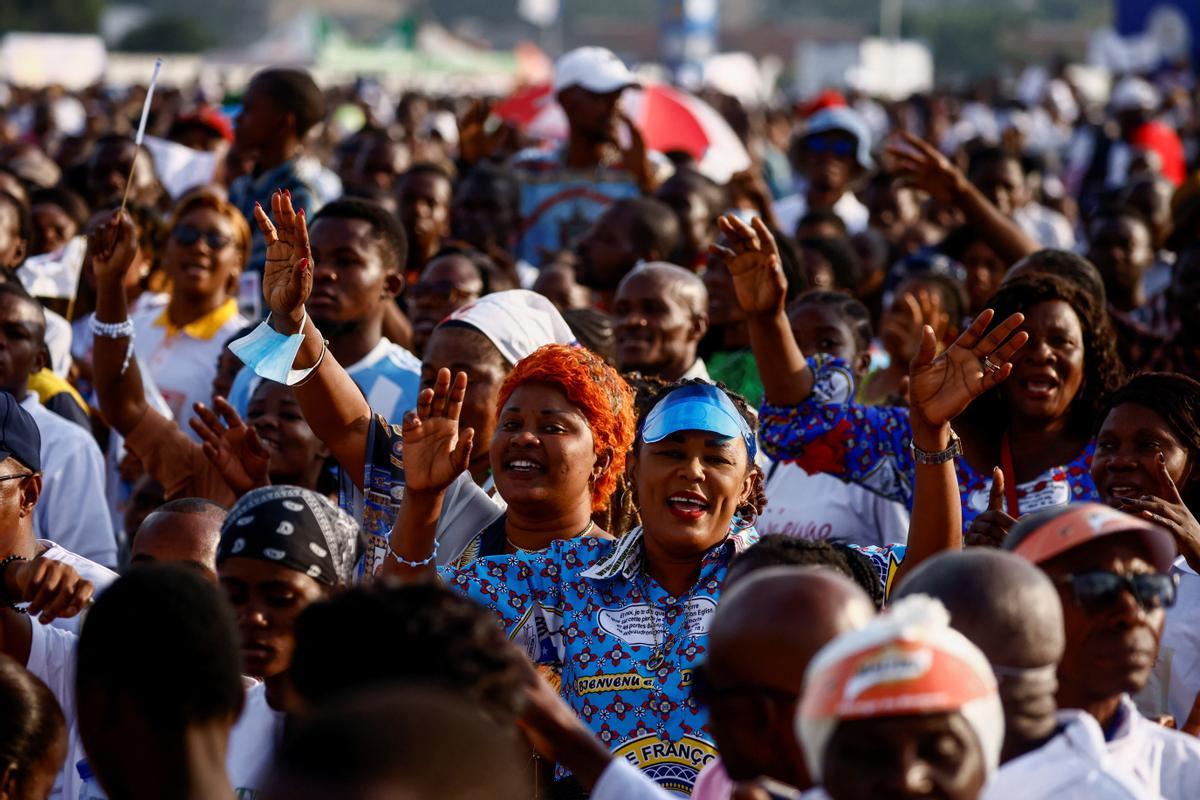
[711,214,787,316]
[909,309,1028,427]
[402,369,475,494]
[254,190,313,332]
[190,397,271,497]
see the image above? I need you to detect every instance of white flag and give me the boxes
[18,236,86,300]
[143,136,221,200]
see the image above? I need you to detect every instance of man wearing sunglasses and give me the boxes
[896,549,1150,799]
[1005,502,1200,798]
[775,106,873,240]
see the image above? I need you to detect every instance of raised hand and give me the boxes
[885,132,968,206]
[1114,452,1200,573]
[711,214,788,317]
[883,289,944,365]
[190,397,271,497]
[618,112,655,192]
[458,100,505,165]
[87,210,138,286]
[402,369,475,495]
[5,559,94,624]
[909,308,1029,428]
[254,189,313,333]
[965,467,1017,547]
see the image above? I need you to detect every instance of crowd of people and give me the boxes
[0,39,1198,799]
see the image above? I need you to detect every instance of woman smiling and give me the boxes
[131,189,249,435]
[387,372,765,794]
[438,342,636,564]
[716,213,1124,533]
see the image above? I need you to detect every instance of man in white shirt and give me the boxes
[895,549,1151,799]
[0,282,115,566]
[775,107,872,237]
[0,552,96,800]
[228,198,420,423]
[1004,504,1200,799]
[614,262,710,382]
[0,389,115,635]
[968,146,1075,250]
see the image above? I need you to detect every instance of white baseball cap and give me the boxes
[553,47,639,95]
[1111,76,1160,113]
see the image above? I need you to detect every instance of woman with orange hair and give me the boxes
[443,342,636,564]
[129,188,250,436]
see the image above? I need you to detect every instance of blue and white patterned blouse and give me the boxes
[437,525,758,796]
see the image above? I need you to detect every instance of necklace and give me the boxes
[639,565,696,674]
[506,519,596,553]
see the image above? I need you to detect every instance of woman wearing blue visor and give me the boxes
[386,369,765,796]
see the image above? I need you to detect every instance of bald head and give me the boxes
[619,262,707,314]
[895,549,1064,763]
[613,262,709,379]
[709,566,875,690]
[895,549,1064,668]
[702,566,874,787]
[130,499,227,581]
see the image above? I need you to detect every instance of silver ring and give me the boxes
[982,356,1001,373]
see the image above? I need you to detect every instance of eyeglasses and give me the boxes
[0,473,32,484]
[172,225,234,250]
[806,136,856,157]
[1055,570,1178,613]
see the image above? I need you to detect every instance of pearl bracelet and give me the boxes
[388,539,439,568]
[89,317,136,375]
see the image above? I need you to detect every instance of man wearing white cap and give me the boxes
[512,46,661,266]
[1066,74,1184,203]
[774,107,873,238]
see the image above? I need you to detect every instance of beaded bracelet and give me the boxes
[89,316,136,375]
[388,539,439,568]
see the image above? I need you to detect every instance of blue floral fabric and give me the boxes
[437,526,758,796]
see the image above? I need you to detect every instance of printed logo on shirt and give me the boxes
[595,597,717,646]
[614,733,718,794]
[574,672,657,695]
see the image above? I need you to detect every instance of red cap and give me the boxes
[796,89,847,119]
[175,107,234,143]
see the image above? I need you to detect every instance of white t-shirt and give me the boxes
[1142,558,1200,726]
[759,462,910,548]
[131,299,249,440]
[25,620,87,800]
[37,540,117,634]
[1106,693,1200,799]
[20,393,116,567]
[774,187,869,238]
[226,681,285,800]
[982,709,1153,799]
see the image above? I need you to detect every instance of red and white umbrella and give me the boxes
[492,82,751,184]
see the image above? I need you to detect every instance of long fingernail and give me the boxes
[299,208,305,218]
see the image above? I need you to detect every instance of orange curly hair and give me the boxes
[496,344,635,511]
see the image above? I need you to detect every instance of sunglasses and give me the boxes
[172,225,234,250]
[1056,570,1178,613]
[806,136,855,157]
